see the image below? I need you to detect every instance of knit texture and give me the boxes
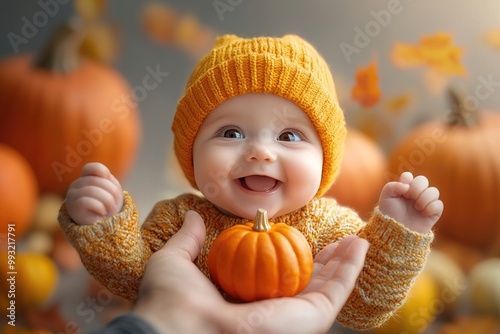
[172,34,346,198]
[59,192,434,330]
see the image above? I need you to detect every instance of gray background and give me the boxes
[2,1,500,332]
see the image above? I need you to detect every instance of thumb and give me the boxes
[158,210,206,262]
[380,181,410,200]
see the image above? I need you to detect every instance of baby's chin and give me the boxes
[214,204,282,221]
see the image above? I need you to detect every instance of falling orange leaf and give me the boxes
[79,22,120,63]
[351,60,382,108]
[384,93,414,115]
[391,43,424,67]
[484,29,500,49]
[141,3,216,58]
[391,32,466,77]
[74,0,107,22]
[142,2,179,44]
[174,15,215,57]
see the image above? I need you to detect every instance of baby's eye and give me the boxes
[219,127,244,139]
[277,130,303,142]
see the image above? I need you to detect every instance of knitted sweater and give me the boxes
[58,191,434,330]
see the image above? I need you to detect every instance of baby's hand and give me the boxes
[378,172,443,234]
[65,162,123,225]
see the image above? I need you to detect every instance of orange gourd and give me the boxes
[0,21,141,195]
[387,90,500,254]
[324,128,387,219]
[0,144,38,239]
[208,209,313,302]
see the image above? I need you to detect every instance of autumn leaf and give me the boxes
[74,0,107,22]
[351,60,382,108]
[384,93,414,115]
[174,15,215,57]
[141,2,215,58]
[484,29,500,49]
[391,32,466,77]
[142,2,179,44]
[391,43,424,67]
[79,22,120,63]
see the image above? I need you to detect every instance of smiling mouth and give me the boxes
[239,175,280,192]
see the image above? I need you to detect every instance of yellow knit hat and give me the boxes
[172,34,346,197]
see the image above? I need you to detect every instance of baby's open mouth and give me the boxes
[239,175,280,192]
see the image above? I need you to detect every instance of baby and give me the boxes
[59,34,443,330]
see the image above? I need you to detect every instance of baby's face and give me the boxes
[193,93,323,220]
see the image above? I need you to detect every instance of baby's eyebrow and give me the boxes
[204,108,241,125]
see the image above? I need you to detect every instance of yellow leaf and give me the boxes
[391,43,425,68]
[74,0,107,22]
[174,14,201,48]
[384,93,414,115]
[79,23,120,63]
[141,2,179,45]
[484,29,500,49]
[390,32,466,77]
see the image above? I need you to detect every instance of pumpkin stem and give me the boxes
[252,209,271,232]
[447,88,480,127]
[34,18,85,72]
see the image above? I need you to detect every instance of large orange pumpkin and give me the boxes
[208,209,313,302]
[0,144,38,239]
[0,21,141,195]
[324,128,387,219]
[387,90,500,254]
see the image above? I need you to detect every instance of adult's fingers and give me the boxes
[158,210,206,262]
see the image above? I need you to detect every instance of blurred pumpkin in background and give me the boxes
[468,258,500,319]
[0,144,38,239]
[438,316,500,334]
[424,249,467,317]
[0,327,51,334]
[387,90,500,255]
[0,252,58,313]
[373,271,439,334]
[31,194,64,233]
[0,19,141,196]
[324,128,387,219]
[432,236,485,273]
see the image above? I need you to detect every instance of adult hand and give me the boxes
[133,210,369,334]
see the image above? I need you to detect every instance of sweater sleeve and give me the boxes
[318,206,434,330]
[58,191,184,301]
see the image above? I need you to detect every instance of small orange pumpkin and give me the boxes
[0,21,141,195]
[208,209,313,302]
[387,90,500,254]
[0,144,38,239]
